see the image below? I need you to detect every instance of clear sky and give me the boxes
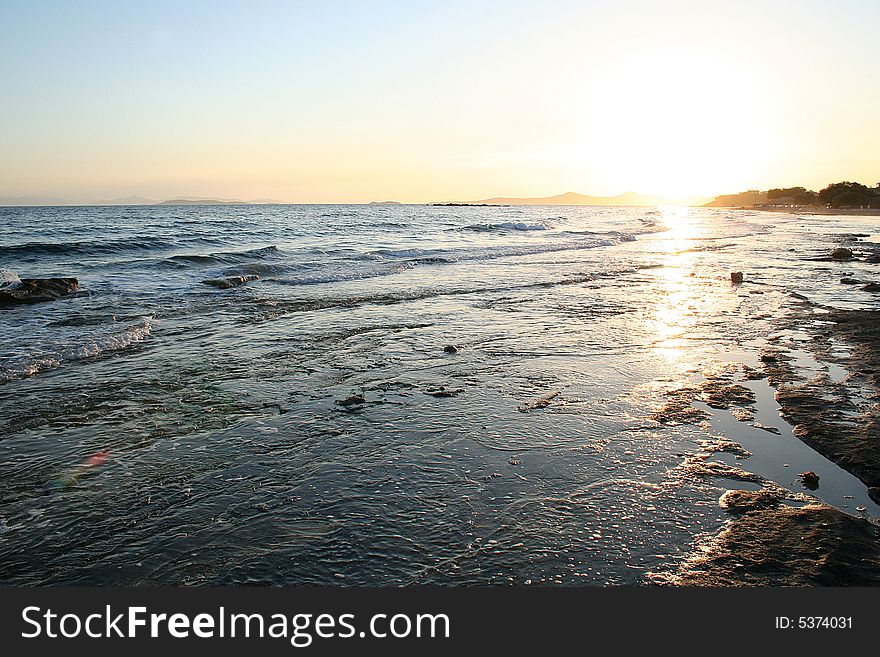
[1,0,878,202]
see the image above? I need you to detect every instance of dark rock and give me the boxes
[863,283,880,293]
[800,470,820,490]
[719,489,780,514]
[831,247,853,260]
[758,353,778,363]
[202,274,260,289]
[730,271,744,284]
[661,503,880,586]
[443,345,459,354]
[425,386,462,398]
[0,277,78,306]
[336,393,366,407]
[840,277,860,285]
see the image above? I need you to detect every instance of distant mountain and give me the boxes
[455,191,708,206]
[94,196,156,205]
[369,200,402,205]
[157,197,247,205]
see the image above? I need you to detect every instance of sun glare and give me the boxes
[567,48,780,199]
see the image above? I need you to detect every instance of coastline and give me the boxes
[730,205,880,217]
[661,229,880,586]
[3,204,880,586]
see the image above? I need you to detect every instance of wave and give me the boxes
[0,317,153,383]
[0,268,21,289]
[247,264,653,321]
[369,236,629,263]
[162,245,281,268]
[0,237,179,258]
[269,236,633,288]
[457,221,550,232]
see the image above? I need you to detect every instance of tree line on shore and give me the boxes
[766,182,880,208]
[707,181,880,209]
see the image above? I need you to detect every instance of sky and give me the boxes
[1,0,878,203]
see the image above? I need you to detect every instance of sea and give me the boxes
[1,203,878,584]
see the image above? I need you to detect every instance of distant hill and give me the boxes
[157,198,247,206]
[454,191,708,206]
[369,200,402,205]
[703,190,768,207]
[94,196,156,205]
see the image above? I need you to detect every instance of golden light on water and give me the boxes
[650,206,701,362]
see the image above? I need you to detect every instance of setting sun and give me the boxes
[1,1,877,203]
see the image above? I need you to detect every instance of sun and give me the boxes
[565,47,782,199]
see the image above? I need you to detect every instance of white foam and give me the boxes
[1,317,153,383]
[0,268,21,290]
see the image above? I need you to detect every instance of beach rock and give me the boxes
[517,391,559,412]
[831,247,853,260]
[425,386,462,398]
[336,393,366,407]
[800,470,820,490]
[730,271,744,284]
[660,502,880,586]
[718,489,780,514]
[0,277,78,306]
[202,274,260,289]
[443,345,459,354]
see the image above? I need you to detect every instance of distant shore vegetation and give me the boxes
[706,181,880,209]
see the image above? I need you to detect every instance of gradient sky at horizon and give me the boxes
[1,0,878,202]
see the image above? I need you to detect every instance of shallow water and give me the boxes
[1,204,878,585]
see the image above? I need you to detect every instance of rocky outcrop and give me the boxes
[661,501,880,586]
[0,278,79,306]
[202,274,260,289]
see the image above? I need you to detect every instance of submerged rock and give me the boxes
[719,489,780,514]
[425,386,463,398]
[335,393,366,407]
[730,271,744,284]
[0,277,79,306]
[517,391,559,412]
[443,345,459,354]
[202,274,260,289]
[831,247,854,260]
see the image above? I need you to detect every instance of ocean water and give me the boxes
[0,204,878,585]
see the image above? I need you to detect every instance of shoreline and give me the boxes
[662,232,880,585]
[735,205,880,216]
